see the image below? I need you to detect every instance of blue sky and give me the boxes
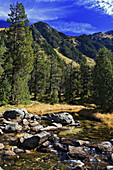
[1,0,113,36]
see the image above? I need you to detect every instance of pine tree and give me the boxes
[48,55,62,103]
[80,57,93,102]
[93,47,113,111]
[64,62,81,104]
[30,43,49,101]
[4,2,34,104]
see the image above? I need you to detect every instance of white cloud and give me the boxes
[75,0,113,16]
[49,20,97,35]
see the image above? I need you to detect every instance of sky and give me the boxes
[0,0,113,36]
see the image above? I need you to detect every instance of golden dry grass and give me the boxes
[0,102,113,128]
[0,102,85,115]
[94,112,113,127]
[54,49,79,67]
[0,28,9,31]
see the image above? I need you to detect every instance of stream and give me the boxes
[0,112,113,170]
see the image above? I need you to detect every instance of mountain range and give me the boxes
[1,20,113,65]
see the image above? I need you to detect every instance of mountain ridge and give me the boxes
[1,20,113,65]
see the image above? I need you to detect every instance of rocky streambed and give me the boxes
[0,108,113,169]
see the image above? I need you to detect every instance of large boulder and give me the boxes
[97,141,113,152]
[48,112,75,125]
[67,146,87,160]
[18,131,50,149]
[3,108,25,120]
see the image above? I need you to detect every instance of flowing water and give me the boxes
[0,114,113,169]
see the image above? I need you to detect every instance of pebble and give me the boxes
[0,143,4,150]
[4,150,16,156]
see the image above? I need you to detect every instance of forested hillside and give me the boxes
[0,3,113,111]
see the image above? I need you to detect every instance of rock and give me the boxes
[23,125,30,131]
[23,119,29,126]
[29,121,39,127]
[34,115,41,120]
[41,141,51,147]
[75,140,90,146]
[4,123,22,132]
[48,112,75,125]
[4,150,16,156]
[106,166,113,170]
[97,141,113,152]
[67,146,87,160]
[18,131,50,149]
[25,150,32,154]
[14,148,25,153]
[0,143,4,150]
[31,125,43,132]
[53,143,67,152]
[49,134,60,143]
[3,119,19,125]
[110,139,113,145]
[0,129,3,135]
[111,153,113,161]
[52,123,62,128]
[21,108,28,115]
[25,113,34,119]
[40,126,60,131]
[40,116,48,120]
[3,108,25,120]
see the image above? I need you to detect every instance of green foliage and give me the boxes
[0,76,11,105]
[2,2,34,104]
[93,47,113,111]
[80,57,93,101]
[64,63,81,104]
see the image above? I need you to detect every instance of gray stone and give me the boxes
[106,166,113,170]
[34,115,41,120]
[4,150,16,156]
[0,129,3,135]
[97,141,113,152]
[29,121,39,127]
[18,131,50,149]
[31,125,43,132]
[41,141,51,147]
[25,113,34,119]
[23,119,29,126]
[0,143,4,150]
[52,123,62,128]
[54,142,67,152]
[75,140,90,146]
[110,139,113,145]
[14,148,25,153]
[23,125,30,131]
[5,124,22,132]
[3,108,25,120]
[67,146,87,160]
[41,126,60,131]
[48,112,75,125]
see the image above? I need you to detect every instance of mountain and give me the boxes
[30,22,113,65]
[1,20,113,65]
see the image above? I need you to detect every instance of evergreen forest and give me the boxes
[0,2,113,112]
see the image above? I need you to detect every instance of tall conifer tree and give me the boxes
[4,2,34,104]
[93,47,113,111]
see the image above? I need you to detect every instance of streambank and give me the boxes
[0,108,113,169]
